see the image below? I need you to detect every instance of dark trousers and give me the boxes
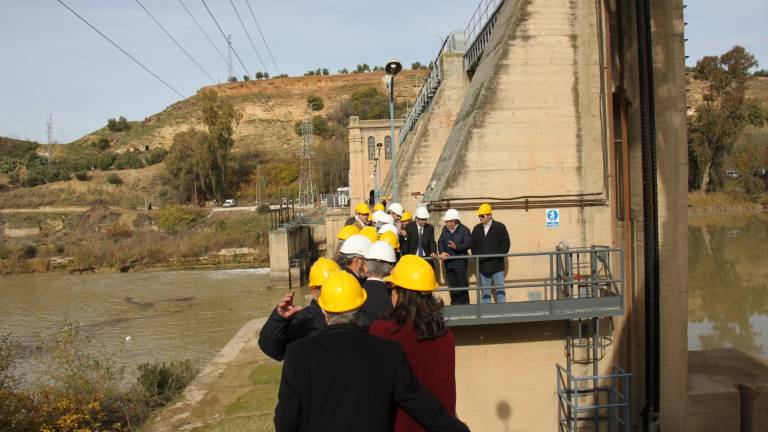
[445,266,469,305]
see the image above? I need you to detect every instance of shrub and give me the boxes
[144,147,168,166]
[106,173,123,185]
[114,152,144,170]
[307,95,324,111]
[257,203,270,214]
[74,171,89,181]
[158,207,195,233]
[91,137,110,150]
[136,360,197,407]
[97,152,117,170]
[106,116,130,132]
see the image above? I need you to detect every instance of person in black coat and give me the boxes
[275,271,469,432]
[258,257,339,361]
[362,240,397,323]
[437,209,472,305]
[471,204,510,304]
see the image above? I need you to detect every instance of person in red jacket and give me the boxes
[370,254,456,432]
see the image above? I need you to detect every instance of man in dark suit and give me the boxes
[402,206,437,258]
[345,202,371,228]
[471,203,510,304]
[438,209,472,305]
[362,240,396,323]
[275,271,469,432]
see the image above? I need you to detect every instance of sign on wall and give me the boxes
[546,208,560,228]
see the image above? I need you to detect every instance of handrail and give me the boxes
[397,32,467,147]
[464,0,505,48]
[420,246,624,324]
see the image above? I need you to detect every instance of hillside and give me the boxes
[0,70,427,209]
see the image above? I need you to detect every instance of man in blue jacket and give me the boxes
[438,209,472,305]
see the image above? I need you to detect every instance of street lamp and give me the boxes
[374,142,383,203]
[385,60,402,202]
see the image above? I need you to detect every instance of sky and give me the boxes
[0,0,766,144]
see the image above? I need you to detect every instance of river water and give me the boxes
[688,213,768,359]
[0,268,290,385]
[1,216,766,386]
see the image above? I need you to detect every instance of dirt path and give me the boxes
[0,206,93,213]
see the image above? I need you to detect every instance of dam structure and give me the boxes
[363,0,688,430]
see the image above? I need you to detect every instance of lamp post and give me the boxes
[385,60,402,202]
[374,143,382,203]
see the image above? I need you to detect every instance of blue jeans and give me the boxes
[479,271,505,304]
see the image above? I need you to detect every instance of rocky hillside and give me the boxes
[0,70,427,209]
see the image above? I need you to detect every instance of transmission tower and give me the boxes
[297,112,317,206]
[226,34,234,81]
[46,115,53,165]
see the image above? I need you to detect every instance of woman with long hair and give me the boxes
[370,255,455,432]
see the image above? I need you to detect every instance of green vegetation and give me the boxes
[106,173,123,185]
[688,46,767,195]
[163,90,241,203]
[0,326,197,431]
[106,116,131,132]
[158,207,196,233]
[307,95,324,111]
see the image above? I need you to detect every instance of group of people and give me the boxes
[258,201,511,430]
[260,233,469,431]
[342,201,511,305]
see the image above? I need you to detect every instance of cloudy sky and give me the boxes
[1,0,765,143]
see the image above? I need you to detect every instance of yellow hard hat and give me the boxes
[354,203,371,215]
[386,255,438,292]
[373,203,386,212]
[401,211,412,222]
[318,271,367,313]
[337,225,360,241]
[477,203,493,215]
[359,226,379,243]
[379,231,400,250]
[308,257,341,287]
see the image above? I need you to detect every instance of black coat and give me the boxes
[402,221,437,257]
[438,223,472,269]
[470,220,510,274]
[345,215,367,228]
[258,299,326,361]
[275,324,469,432]
[363,279,393,323]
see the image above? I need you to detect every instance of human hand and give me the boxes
[440,252,449,260]
[276,291,303,319]
[448,240,457,250]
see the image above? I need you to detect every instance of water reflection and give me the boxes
[688,214,768,358]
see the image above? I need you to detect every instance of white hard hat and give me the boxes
[378,224,398,235]
[339,234,372,256]
[379,213,395,225]
[414,206,430,219]
[443,209,460,221]
[387,202,404,217]
[364,240,396,263]
[372,210,387,223]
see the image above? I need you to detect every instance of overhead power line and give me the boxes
[243,0,281,75]
[134,0,215,84]
[228,0,269,74]
[177,0,232,77]
[200,0,251,78]
[55,0,185,99]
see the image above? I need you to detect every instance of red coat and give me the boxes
[370,320,456,432]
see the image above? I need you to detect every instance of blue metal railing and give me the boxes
[428,246,624,325]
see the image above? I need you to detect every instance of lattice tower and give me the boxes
[297,113,317,206]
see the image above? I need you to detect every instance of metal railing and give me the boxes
[269,201,297,229]
[398,31,466,147]
[557,365,631,431]
[430,246,624,325]
[463,0,506,71]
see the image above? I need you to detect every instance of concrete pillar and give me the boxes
[324,209,349,259]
